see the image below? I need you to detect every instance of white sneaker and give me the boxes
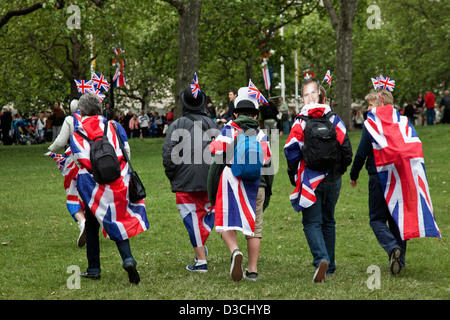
[313,260,328,283]
[230,249,243,282]
[77,219,86,248]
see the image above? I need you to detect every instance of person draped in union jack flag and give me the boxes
[162,85,218,273]
[350,89,441,275]
[284,77,353,282]
[70,93,149,284]
[208,86,273,282]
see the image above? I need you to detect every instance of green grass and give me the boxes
[0,125,449,300]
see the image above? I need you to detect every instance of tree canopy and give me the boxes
[0,0,448,118]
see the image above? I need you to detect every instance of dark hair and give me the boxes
[235,110,258,117]
[301,78,320,97]
[228,89,237,95]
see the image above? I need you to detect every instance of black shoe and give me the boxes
[390,247,403,275]
[124,261,140,284]
[80,272,101,280]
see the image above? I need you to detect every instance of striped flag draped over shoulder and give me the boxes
[365,105,441,240]
[209,121,271,236]
[284,104,346,212]
[70,115,149,241]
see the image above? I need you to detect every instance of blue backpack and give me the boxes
[231,128,264,180]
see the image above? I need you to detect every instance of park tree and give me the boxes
[322,0,358,129]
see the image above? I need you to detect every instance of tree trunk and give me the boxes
[169,0,202,120]
[323,0,357,130]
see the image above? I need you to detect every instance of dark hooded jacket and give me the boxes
[162,108,219,192]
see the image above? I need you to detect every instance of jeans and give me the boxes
[85,206,136,275]
[426,108,435,125]
[302,176,341,273]
[368,174,407,266]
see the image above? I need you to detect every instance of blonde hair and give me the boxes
[365,89,394,106]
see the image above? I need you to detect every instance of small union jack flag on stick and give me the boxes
[190,73,201,98]
[371,77,380,90]
[91,73,110,92]
[74,80,95,94]
[378,74,395,92]
[248,79,268,104]
[322,70,332,85]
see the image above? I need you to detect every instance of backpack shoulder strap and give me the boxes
[75,130,92,144]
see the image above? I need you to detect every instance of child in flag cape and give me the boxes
[350,89,441,275]
[69,93,149,284]
[47,98,87,247]
[162,81,218,273]
[208,86,272,282]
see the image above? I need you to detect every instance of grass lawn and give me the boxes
[0,124,449,302]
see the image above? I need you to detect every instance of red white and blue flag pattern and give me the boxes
[70,115,149,241]
[284,104,347,212]
[176,192,214,247]
[323,70,332,84]
[371,77,380,90]
[365,105,441,240]
[75,80,95,94]
[190,73,201,98]
[91,73,110,92]
[45,148,83,220]
[378,74,395,92]
[248,80,268,105]
[209,121,271,236]
[75,73,109,101]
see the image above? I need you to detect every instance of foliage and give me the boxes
[0,0,448,114]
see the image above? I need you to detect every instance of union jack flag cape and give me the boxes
[209,121,271,236]
[365,105,441,240]
[284,104,347,212]
[45,149,83,220]
[70,115,149,241]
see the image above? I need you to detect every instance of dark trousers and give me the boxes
[302,177,342,274]
[85,206,136,274]
[368,174,407,266]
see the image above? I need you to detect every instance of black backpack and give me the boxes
[76,121,121,184]
[300,112,339,171]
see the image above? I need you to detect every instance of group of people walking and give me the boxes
[47,76,440,286]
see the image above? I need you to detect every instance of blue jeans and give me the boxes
[368,174,407,266]
[302,177,341,274]
[85,206,136,275]
[426,108,435,125]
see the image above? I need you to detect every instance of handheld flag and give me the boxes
[379,74,395,92]
[371,77,380,90]
[248,80,268,104]
[190,73,201,98]
[322,70,332,85]
[91,73,110,92]
[75,80,95,94]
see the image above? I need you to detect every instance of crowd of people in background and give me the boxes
[1,89,449,146]
[352,90,450,129]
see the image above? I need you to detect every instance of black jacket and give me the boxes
[349,125,377,181]
[162,110,219,192]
